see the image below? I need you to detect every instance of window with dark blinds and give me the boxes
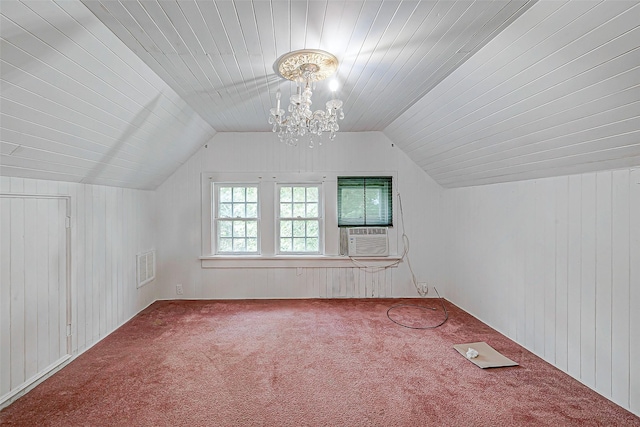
[337,176,392,227]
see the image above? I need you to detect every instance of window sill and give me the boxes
[200,255,402,268]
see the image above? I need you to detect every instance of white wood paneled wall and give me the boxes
[0,176,157,405]
[155,132,443,300]
[0,195,69,404]
[442,168,640,416]
[198,267,395,300]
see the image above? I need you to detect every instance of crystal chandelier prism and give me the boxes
[268,50,345,148]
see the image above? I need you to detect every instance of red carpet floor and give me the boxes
[1,299,638,426]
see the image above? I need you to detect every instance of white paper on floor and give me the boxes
[453,342,518,369]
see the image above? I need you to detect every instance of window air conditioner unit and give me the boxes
[347,227,389,257]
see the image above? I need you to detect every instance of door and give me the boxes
[0,195,70,406]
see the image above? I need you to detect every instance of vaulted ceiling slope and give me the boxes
[80,0,535,133]
[385,1,640,187]
[0,0,216,190]
[1,1,639,190]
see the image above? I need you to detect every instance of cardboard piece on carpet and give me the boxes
[453,342,519,369]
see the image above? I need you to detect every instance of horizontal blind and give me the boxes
[337,177,392,226]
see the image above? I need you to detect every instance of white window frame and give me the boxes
[213,183,260,255]
[337,176,393,227]
[200,172,399,267]
[276,183,323,255]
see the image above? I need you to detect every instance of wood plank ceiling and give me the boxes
[80,0,536,134]
[385,0,640,187]
[0,0,216,190]
[1,0,639,189]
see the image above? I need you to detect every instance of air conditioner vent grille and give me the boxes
[347,227,389,257]
[348,227,387,236]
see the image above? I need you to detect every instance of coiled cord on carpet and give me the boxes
[386,287,449,329]
[344,189,448,328]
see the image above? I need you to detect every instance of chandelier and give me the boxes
[268,49,345,147]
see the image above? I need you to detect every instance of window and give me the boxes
[215,184,259,253]
[203,172,397,261]
[337,177,392,227]
[278,184,322,253]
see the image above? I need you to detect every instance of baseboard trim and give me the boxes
[0,299,158,411]
[0,355,71,410]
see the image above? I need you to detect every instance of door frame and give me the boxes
[0,193,72,408]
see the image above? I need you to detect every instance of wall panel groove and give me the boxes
[156,132,443,301]
[443,167,639,416]
[0,176,156,407]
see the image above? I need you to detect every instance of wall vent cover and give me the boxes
[136,249,155,288]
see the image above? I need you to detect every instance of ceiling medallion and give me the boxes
[276,50,338,82]
[268,49,345,148]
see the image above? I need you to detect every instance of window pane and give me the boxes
[307,187,318,202]
[366,190,381,207]
[365,188,383,221]
[233,187,245,202]
[219,220,232,237]
[233,238,246,252]
[246,187,257,202]
[246,221,258,237]
[293,238,306,251]
[233,221,246,237]
[293,220,305,237]
[280,203,292,217]
[233,203,246,217]
[246,203,257,218]
[306,203,318,217]
[293,203,305,217]
[307,221,319,237]
[280,238,292,252]
[293,187,306,202]
[219,187,232,202]
[219,238,233,252]
[306,238,319,252]
[338,177,392,226]
[280,187,292,202]
[280,220,292,237]
[340,188,364,220]
[215,184,260,254]
[219,203,232,218]
[276,184,322,253]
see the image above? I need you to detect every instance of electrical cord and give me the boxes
[397,193,425,296]
[348,192,427,297]
[386,287,449,329]
[345,190,448,328]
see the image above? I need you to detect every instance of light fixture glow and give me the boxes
[268,49,345,148]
